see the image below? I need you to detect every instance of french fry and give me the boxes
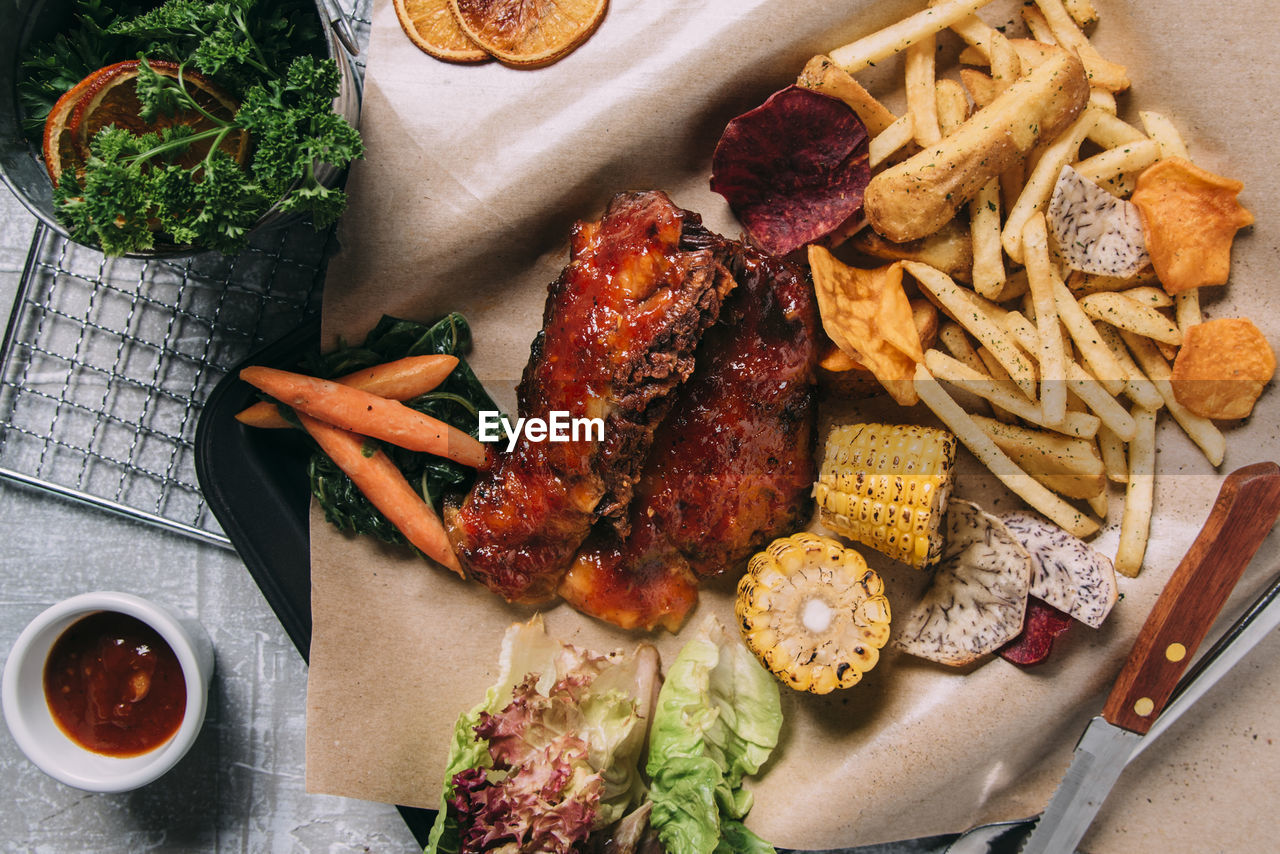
[1063,0,1099,29]
[797,56,898,136]
[925,349,1099,437]
[829,0,996,74]
[1087,488,1109,521]
[1115,406,1158,576]
[992,268,1031,303]
[971,413,1107,499]
[906,36,941,146]
[1175,289,1202,331]
[935,78,969,135]
[298,414,463,576]
[1121,331,1226,466]
[1052,277,1128,396]
[1120,286,1173,308]
[976,346,1023,423]
[869,113,916,169]
[1021,212,1068,426]
[1088,111,1146,149]
[970,179,1005,299]
[958,44,988,66]
[1033,0,1129,92]
[1096,422,1128,484]
[949,14,1021,89]
[938,322,988,375]
[914,363,1100,537]
[1074,139,1161,185]
[1001,309,1041,358]
[959,68,1000,108]
[1002,108,1098,264]
[1088,88,1116,114]
[1081,292,1182,345]
[1021,4,1057,44]
[1093,321,1165,411]
[1066,358,1137,442]
[239,366,490,469]
[1067,267,1159,295]
[1139,110,1190,160]
[905,261,1038,399]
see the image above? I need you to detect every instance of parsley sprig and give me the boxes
[26,0,362,256]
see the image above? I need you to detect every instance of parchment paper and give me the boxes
[304,0,1280,849]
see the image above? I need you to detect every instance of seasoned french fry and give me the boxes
[1081,292,1182,345]
[925,349,1100,437]
[906,36,941,146]
[797,55,898,136]
[959,68,1000,108]
[1088,88,1117,114]
[1063,0,1099,29]
[1001,309,1040,358]
[1097,423,1128,484]
[1033,0,1129,92]
[970,179,1005,299]
[992,268,1031,303]
[1115,406,1158,576]
[1021,4,1057,44]
[869,113,916,169]
[1139,110,1189,160]
[1087,488,1109,521]
[1074,139,1161,185]
[958,44,988,66]
[1021,212,1068,426]
[914,363,1100,537]
[1088,111,1146,149]
[1066,358,1137,442]
[976,346,1024,423]
[971,412,1107,482]
[905,261,1038,398]
[1052,276,1127,395]
[1094,321,1165,411]
[1175,289,1202,331]
[1067,268,1159,295]
[949,14,1021,89]
[935,79,969,135]
[938,322,988,375]
[1121,331,1226,466]
[829,0,996,74]
[1002,108,1098,263]
[1120,286,1174,309]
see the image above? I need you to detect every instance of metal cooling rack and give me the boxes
[0,0,372,547]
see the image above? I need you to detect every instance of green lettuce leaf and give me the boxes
[645,616,782,854]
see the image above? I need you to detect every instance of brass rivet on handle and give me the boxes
[1134,697,1155,717]
[1166,642,1187,662]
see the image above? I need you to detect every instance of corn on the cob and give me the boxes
[813,423,956,569]
[736,532,891,694]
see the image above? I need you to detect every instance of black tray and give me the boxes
[194,320,967,854]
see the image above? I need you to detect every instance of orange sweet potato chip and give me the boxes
[1171,318,1275,420]
[808,247,923,406]
[1131,157,1253,294]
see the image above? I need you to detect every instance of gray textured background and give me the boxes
[0,191,416,852]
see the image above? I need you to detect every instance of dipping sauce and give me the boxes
[42,611,186,757]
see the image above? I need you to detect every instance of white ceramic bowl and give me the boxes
[2,592,214,792]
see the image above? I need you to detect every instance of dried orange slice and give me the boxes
[449,0,607,67]
[45,60,249,186]
[395,0,490,62]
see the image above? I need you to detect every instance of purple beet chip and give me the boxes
[710,85,870,256]
[998,597,1074,667]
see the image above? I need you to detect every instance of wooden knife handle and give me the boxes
[1102,461,1280,733]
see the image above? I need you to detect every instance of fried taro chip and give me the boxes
[808,247,923,405]
[711,85,870,256]
[1171,317,1276,420]
[1131,157,1253,294]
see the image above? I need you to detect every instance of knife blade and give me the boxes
[1020,461,1280,854]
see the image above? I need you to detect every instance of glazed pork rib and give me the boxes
[445,191,736,604]
[559,244,819,631]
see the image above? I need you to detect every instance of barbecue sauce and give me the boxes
[43,611,186,756]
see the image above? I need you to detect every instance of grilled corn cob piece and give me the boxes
[736,532,891,694]
[813,423,956,569]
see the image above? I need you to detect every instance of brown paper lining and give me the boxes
[304,0,1280,849]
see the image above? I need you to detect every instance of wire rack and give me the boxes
[0,0,372,548]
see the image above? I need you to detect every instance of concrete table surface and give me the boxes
[0,188,417,851]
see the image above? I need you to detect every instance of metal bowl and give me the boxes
[0,0,362,259]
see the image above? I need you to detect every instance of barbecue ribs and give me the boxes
[444,191,736,604]
[559,244,819,631]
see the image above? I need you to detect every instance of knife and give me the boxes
[1019,461,1280,854]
